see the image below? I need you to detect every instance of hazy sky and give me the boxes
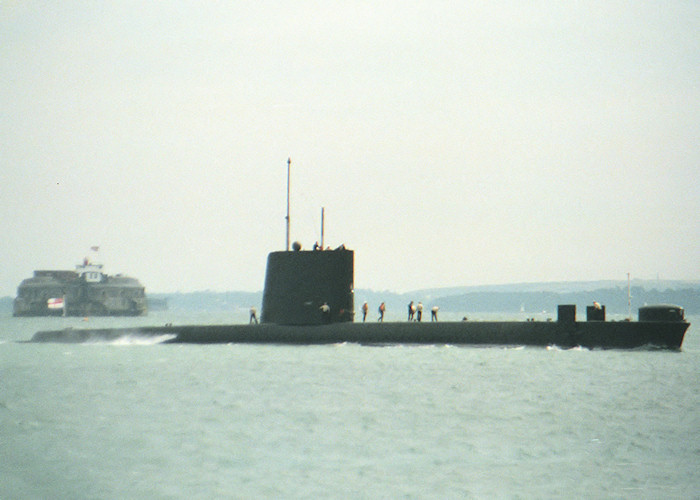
[1,2,699,296]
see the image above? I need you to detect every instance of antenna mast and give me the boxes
[320,207,325,249]
[286,158,291,251]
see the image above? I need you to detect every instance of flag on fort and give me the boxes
[90,246,99,252]
[47,297,64,309]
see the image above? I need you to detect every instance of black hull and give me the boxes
[30,320,690,349]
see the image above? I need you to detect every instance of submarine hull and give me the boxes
[31,319,690,349]
[28,249,691,349]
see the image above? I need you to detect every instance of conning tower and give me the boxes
[261,246,354,325]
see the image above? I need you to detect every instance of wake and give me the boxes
[88,333,177,345]
[29,328,177,345]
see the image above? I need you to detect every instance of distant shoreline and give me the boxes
[3,281,698,315]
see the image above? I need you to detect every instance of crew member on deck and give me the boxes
[408,301,415,321]
[416,302,423,322]
[431,306,439,322]
[378,302,386,322]
[249,306,258,324]
[320,302,331,323]
[361,301,369,322]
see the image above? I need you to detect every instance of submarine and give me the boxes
[30,160,690,348]
[31,244,690,349]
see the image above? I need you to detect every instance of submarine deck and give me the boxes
[30,319,690,350]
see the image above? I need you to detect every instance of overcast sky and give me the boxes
[1,1,698,296]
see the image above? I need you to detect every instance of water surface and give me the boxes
[1,312,698,498]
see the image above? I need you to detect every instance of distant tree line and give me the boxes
[432,287,700,315]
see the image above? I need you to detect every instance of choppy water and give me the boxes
[1,311,698,499]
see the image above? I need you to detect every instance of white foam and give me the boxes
[546,344,590,352]
[79,333,177,345]
[108,333,177,345]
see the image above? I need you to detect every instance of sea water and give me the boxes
[1,311,698,499]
